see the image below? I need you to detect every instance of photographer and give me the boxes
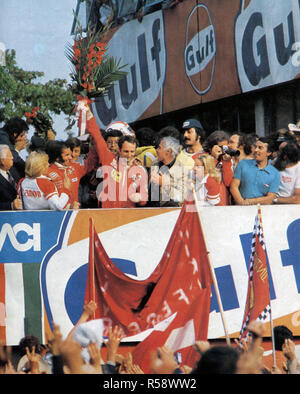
[203,130,234,205]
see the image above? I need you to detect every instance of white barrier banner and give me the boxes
[0,205,299,345]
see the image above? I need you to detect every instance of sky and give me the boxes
[0,0,78,156]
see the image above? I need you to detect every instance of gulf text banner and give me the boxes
[93,0,300,128]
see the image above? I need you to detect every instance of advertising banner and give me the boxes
[0,205,299,345]
[93,0,300,128]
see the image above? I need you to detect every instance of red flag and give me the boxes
[240,206,272,340]
[131,287,211,373]
[84,201,212,350]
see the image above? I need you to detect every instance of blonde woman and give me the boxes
[18,151,78,210]
[192,154,221,206]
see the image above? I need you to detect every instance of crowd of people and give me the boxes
[1,100,300,212]
[1,101,300,374]
[0,300,299,374]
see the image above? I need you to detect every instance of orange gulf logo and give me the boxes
[184,4,216,95]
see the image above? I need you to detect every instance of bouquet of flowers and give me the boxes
[65,23,127,99]
[65,22,127,134]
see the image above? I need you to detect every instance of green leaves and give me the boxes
[86,55,127,98]
[0,49,76,132]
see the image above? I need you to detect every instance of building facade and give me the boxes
[73,0,300,136]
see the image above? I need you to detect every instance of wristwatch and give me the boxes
[273,197,278,204]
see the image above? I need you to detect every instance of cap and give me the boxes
[182,118,204,130]
[288,123,300,133]
[105,121,135,136]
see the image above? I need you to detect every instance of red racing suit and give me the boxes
[47,123,102,205]
[86,116,148,208]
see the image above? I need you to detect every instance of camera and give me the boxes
[222,145,240,157]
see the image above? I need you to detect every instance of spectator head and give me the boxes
[238,133,257,156]
[205,130,230,148]
[203,139,223,160]
[274,325,293,351]
[276,128,296,144]
[254,136,277,163]
[182,119,206,146]
[256,136,277,153]
[104,129,123,141]
[29,134,47,152]
[46,140,73,166]
[156,126,180,146]
[118,135,139,163]
[135,127,156,147]
[156,136,180,164]
[18,334,43,356]
[65,137,82,162]
[3,117,29,145]
[273,142,300,171]
[25,151,49,178]
[228,133,242,151]
[104,129,123,155]
[203,130,230,159]
[193,153,221,183]
[193,346,239,374]
[0,144,13,171]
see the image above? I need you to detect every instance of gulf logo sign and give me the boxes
[184,3,216,95]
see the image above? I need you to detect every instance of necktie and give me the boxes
[7,172,16,188]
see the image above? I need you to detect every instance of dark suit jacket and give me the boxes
[0,128,25,181]
[0,167,19,210]
[11,149,25,181]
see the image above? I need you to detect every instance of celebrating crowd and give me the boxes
[1,100,300,212]
[0,301,299,375]
[1,101,300,375]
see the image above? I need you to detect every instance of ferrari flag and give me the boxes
[240,205,272,340]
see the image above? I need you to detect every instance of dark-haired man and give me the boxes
[0,117,29,181]
[104,129,122,156]
[230,137,280,205]
[181,118,206,159]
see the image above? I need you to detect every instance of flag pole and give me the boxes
[257,206,276,366]
[269,304,276,366]
[89,217,96,319]
[191,187,231,345]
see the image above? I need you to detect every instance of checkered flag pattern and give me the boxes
[249,207,265,281]
[258,304,271,321]
[239,206,272,340]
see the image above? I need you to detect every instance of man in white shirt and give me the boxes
[272,141,300,204]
